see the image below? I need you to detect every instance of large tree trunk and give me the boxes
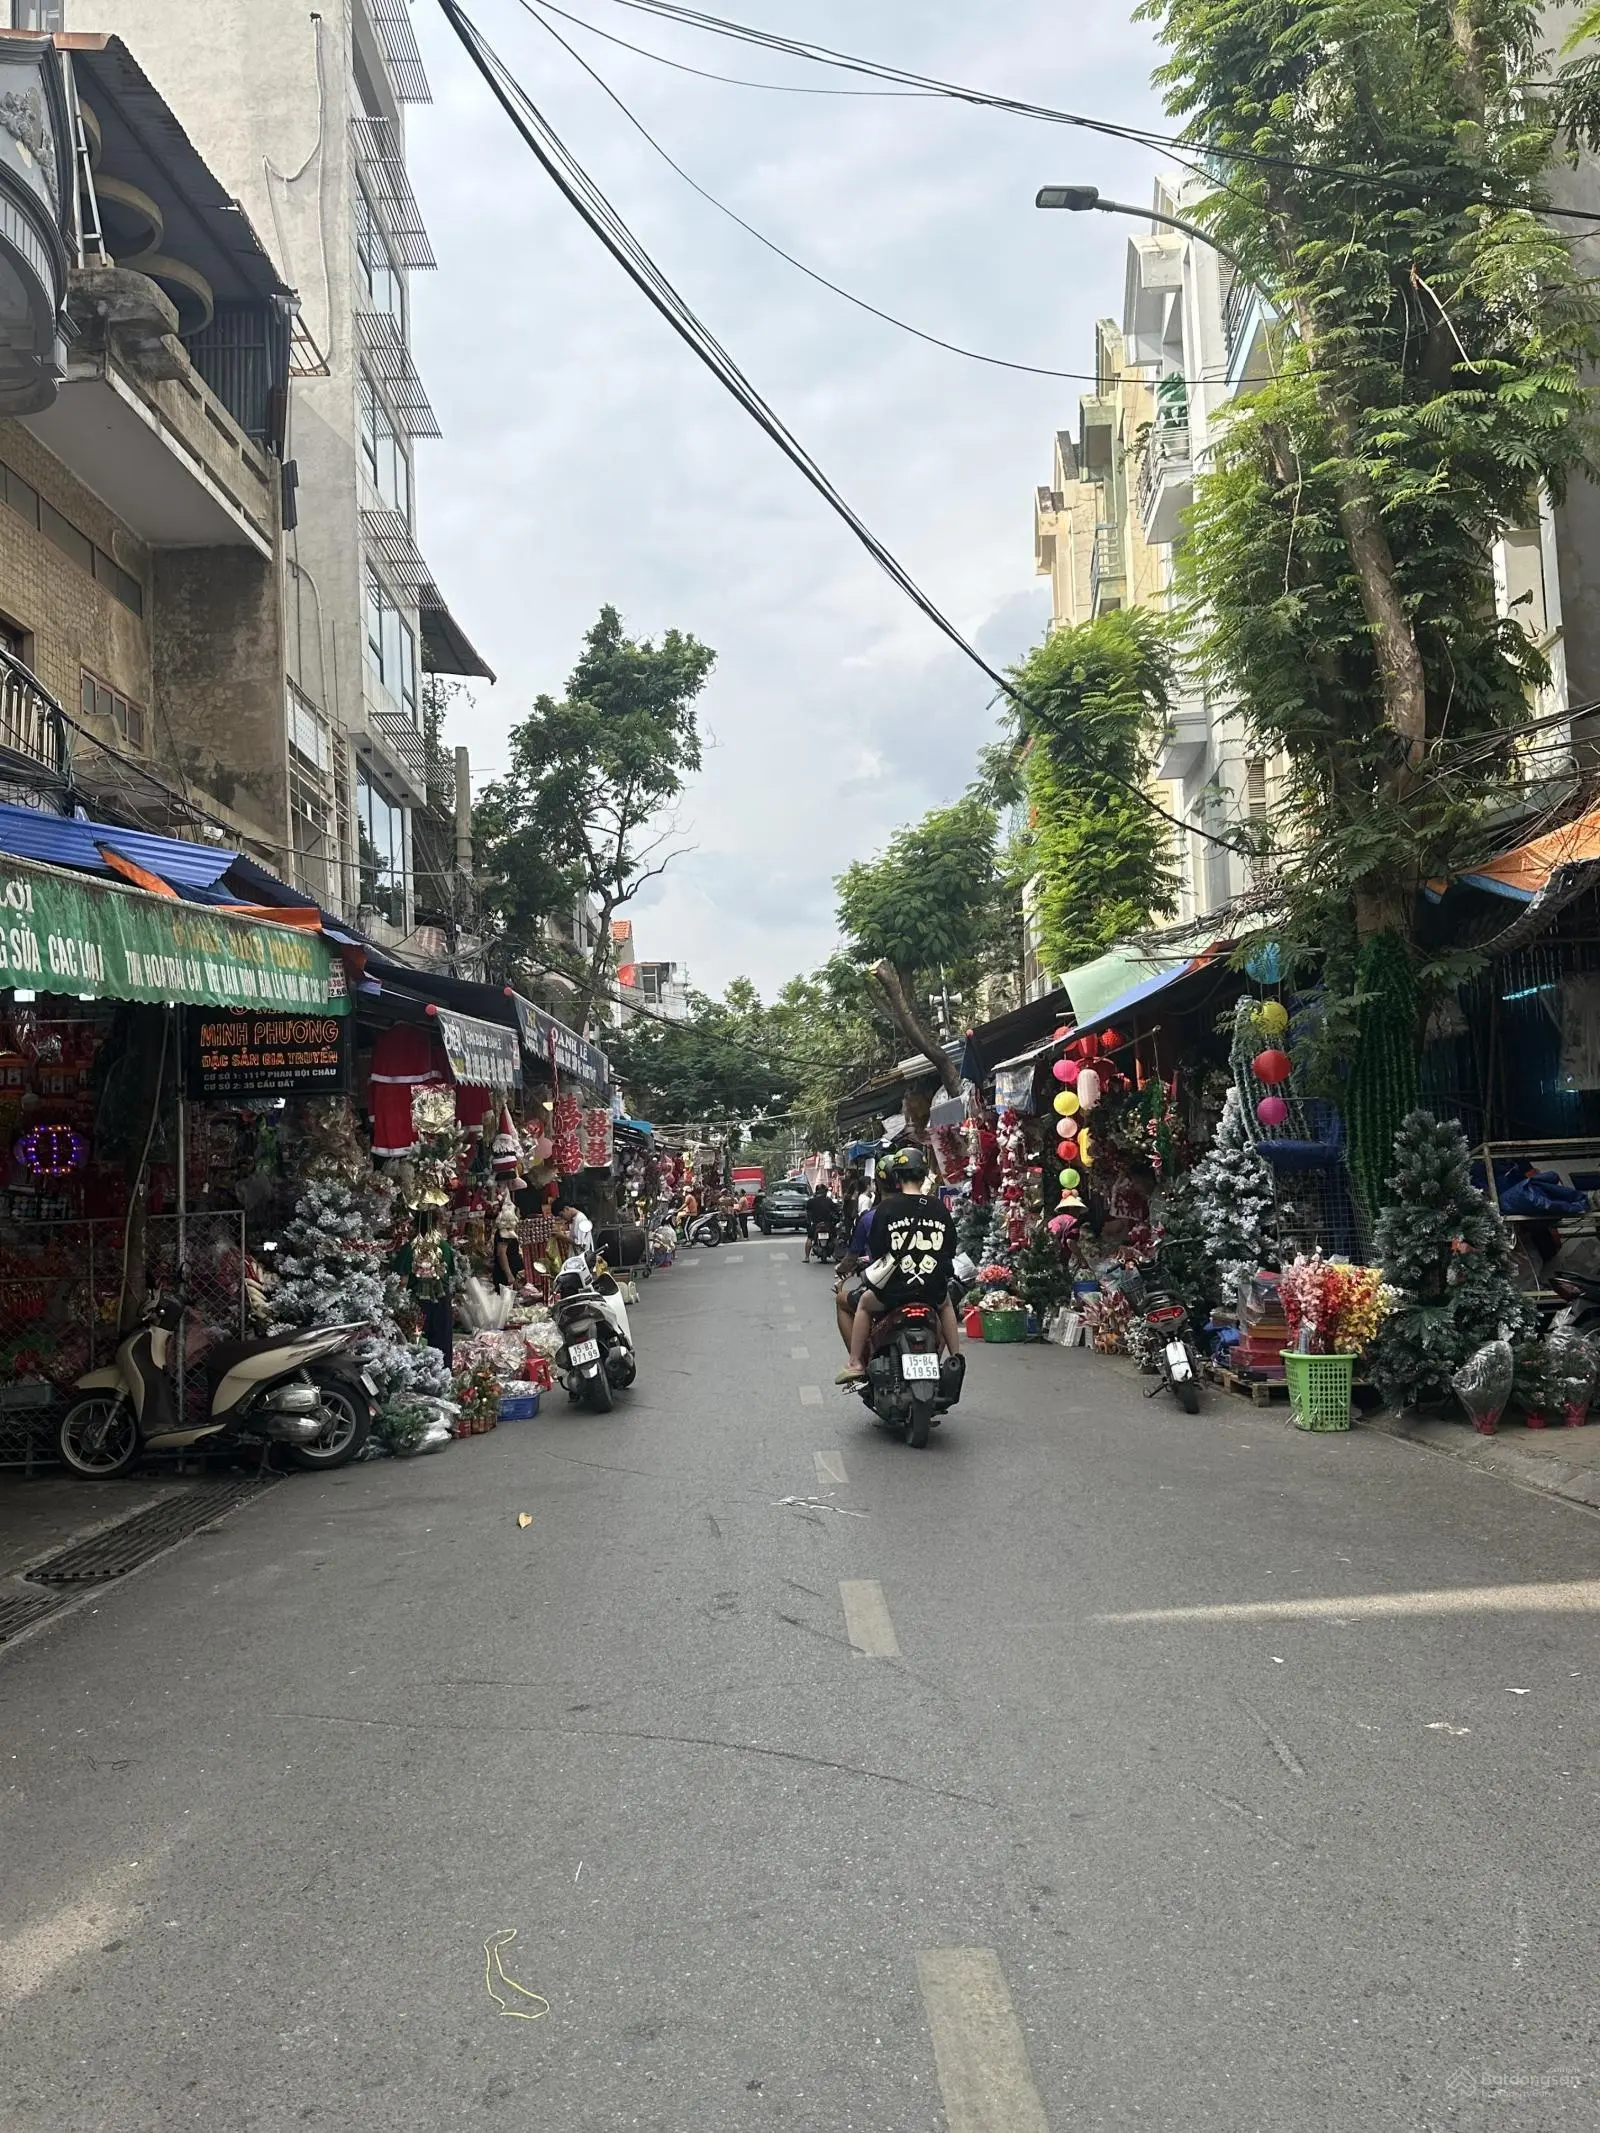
[870,959,960,1097]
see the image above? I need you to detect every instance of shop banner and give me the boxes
[0,854,345,1013]
[434,1006,522,1089]
[186,1009,348,1099]
[509,993,610,1093]
[993,1063,1037,1114]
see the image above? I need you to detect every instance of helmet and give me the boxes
[887,1147,929,1185]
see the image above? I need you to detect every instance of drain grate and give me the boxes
[25,1476,281,1585]
[0,1587,69,1644]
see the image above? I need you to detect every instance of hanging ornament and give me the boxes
[1076,1067,1102,1112]
[1052,1090,1080,1118]
[1048,1211,1077,1235]
[1098,1027,1124,1052]
[1256,999,1289,1036]
[1068,1035,1099,1062]
[551,1092,583,1175]
[1244,942,1282,984]
[1257,1094,1289,1128]
[1252,1048,1292,1087]
[1078,1127,1094,1165]
[1057,1137,1079,1163]
[1051,1057,1073,1083]
[1059,1166,1081,1190]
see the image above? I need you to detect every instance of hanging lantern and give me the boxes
[1059,1166,1080,1190]
[1076,1067,1102,1112]
[1098,1027,1123,1052]
[1253,1048,1292,1087]
[1051,1057,1073,1083]
[1057,1137,1079,1163]
[1078,1127,1094,1164]
[1244,942,1282,984]
[1257,1094,1289,1128]
[1256,999,1289,1036]
[1052,1090,1080,1118]
[1067,1035,1098,1062]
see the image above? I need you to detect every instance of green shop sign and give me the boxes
[0,855,346,1013]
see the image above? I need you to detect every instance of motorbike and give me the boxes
[854,1301,965,1449]
[1108,1265,1202,1413]
[58,1291,376,1479]
[805,1213,839,1265]
[680,1209,723,1249]
[552,1255,638,1412]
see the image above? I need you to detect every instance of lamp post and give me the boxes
[1034,185,1245,273]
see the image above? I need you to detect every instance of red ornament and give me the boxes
[1252,1048,1292,1086]
[1067,1035,1099,1062]
[1098,1027,1123,1052]
[1057,1138,1079,1162]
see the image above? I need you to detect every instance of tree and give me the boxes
[1190,1088,1276,1306]
[608,978,797,1126]
[1141,0,1600,1029]
[835,797,1002,1091]
[1004,612,1180,976]
[474,606,714,1032]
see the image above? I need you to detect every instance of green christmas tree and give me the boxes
[1189,1088,1275,1308]
[1369,1111,1535,1408]
[1014,1222,1073,1316]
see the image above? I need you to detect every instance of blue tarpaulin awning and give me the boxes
[0,800,237,892]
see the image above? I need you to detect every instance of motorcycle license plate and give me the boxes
[359,1372,377,1396]
[900,1352,940,1381]
[1165,1341,1193,1380]
[569,1339,601,1367]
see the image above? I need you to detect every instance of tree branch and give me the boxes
[870,959,960,1096]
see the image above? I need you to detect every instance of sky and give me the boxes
[405,0,1169,998]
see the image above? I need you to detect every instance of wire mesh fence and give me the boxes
[0,1212,245,1468]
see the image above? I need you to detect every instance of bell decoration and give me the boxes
[1075,1067,1102,1112]
[1051,1057,1073,1083]
[1052,1090,1080,1118]
[1256,999,1289,1036]
[1253,1048,1292,1087]
[1257,1094,1289,1128]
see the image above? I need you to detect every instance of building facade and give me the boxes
[71,0,490,959]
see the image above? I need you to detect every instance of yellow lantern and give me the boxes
[1052,1090,1080,1118]
[1078,1127,1094,1165]
[1258,999,1289,1036]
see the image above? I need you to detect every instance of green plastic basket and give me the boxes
[982,1309,1028,1345]
[1282,1350,1354,1431]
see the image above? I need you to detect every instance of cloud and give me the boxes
[407,0,1165,992]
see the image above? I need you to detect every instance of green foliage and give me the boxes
[835,797,1001,985]
[1014,1224,1073,1315]
[474,606,714,1029]
[1343,930,1420,1219]
[1005,612,1179,975]
[1369,1110,1534,1405]
[1142,0,1600,956]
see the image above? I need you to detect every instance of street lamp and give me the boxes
[1035,184,1244,271]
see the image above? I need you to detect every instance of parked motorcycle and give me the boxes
[58,1292,375,1479]
[552,1255,638,1412]
[680,1210,723,1249]
[853,1302,965,1449]
[1108,1265,1202,1413]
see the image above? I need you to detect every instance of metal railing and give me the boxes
[1222,272,1253,358]
[372,706,426,785]
[0,1212,246,1468]
[1089,521,1122,611]
[0,642,69,794]
[1137,421,1191,525]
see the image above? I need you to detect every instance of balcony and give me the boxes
[1154,693,1210,783]
[1089,522,1124,613]
[1223,275,1274,395]
[0,645,69,803]
[1137,419,1192,546]
[365,706,428,808]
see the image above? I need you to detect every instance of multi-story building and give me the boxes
[611,918,691,1025]
[74,0,491,960]
[0,30,296,863]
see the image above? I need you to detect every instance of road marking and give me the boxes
[840,1579,900,1657]
[1094,1579,1600,1627]
[916,1948,1050,2133]
[771,1251,789,1261]
[814,1450,848,1486]
[725,1254,744,1264]
[791,1345,810,1359]
[799,1385,823,1407]
[0,1860,150,2006]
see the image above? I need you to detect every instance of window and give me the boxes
[80,669,145,751]
[356,764,406,926]
[10,3,65,26]
[287,686,332,775]
[363,569,418,723]
[358,372,412,520]
[1245,758,1269,819]
[354,184,405,324]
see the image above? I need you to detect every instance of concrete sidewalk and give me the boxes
[1365,1405,1600,1512]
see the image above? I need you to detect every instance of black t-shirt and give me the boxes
[807,1190,837,1223]
[865,1192,958,1300]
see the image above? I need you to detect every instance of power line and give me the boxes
[433,0,1247,856]
[584,0,1600,226]
[523,0,939,96]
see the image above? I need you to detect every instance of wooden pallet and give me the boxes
[1205,1364,1291,1407]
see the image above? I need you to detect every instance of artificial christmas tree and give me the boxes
[1189,1088,1275,1308]
[1013,1221,1073,1319]
[1368,1111,1535,1408]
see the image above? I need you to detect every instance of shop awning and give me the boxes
[427,1003,521,1088]
[1433,804,1600,903]
[0,851,346,1012]
[1062,935,1226,1034]
[509,993,611,1094]
[0,798,237,892]
[959,988,1073,1083]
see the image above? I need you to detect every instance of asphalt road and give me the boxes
[4,1238,1600,2131]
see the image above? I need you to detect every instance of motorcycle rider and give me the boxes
[803,1181,840,1263]
[836,1150,961,1383]
[834,1173,886,1352]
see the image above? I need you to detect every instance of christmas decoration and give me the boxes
[1368,1111,1535,1408]
[551,1092,582,1175]
[1256,1000,1289,1036]
[1051,1057,1074,1083]
[452,1358,503,1435]
[979,1108,1030,1266]
[1190,1087,1275,1307]
[1256,1095,1289,1128]
[1546,1312,1598,1427]
[1013,1221,1074,1317]
[1451,1335,1515,1434]
[1252,1048,1292,1086]
[14,1123,86,1179]
[1052,1090,1080,1119]
[1279,1252,1394,1355]
[1076,1068,1102,1112]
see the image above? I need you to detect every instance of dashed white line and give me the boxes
[791,1345,810,1359]
[814,1450,848,1486]
[798,1385,823,1407]
[916,1948,1051,2133]
[840,1579,900,1657]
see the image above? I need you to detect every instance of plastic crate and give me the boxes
[981,1309,1028,1345]
[497,1390,542,1421]
[1282,1351,1354,1432]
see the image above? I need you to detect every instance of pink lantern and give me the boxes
[1256,1094,1289,1128]
[1051,1057,1073,1083]
[1253,1048,1292,1086]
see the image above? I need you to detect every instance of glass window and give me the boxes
[365,572,385,689]
[359,375,411,520]
[354,185,405,324]
[364,570,419,724]
[356,765,406,926]
[288,687,331,774]
[10,3,65,27]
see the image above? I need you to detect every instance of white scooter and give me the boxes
[551,1254,637,1412]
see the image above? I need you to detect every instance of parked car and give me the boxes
[757,1180,812,1234]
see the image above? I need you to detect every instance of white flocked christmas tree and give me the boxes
[1190,1087,1276,1308]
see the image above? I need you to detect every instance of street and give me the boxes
[4,1240,1600,2132]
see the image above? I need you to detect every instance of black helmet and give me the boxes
[889,1148,929,1185]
